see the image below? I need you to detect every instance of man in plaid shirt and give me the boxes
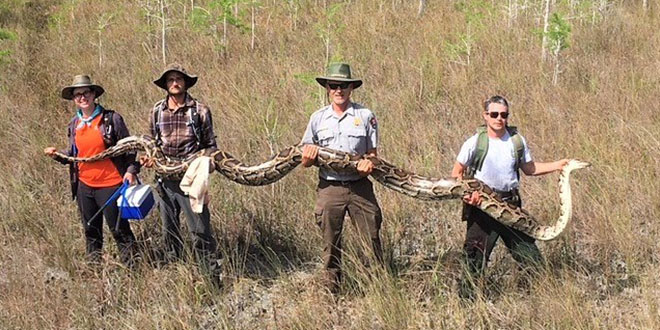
[144,63,221,285]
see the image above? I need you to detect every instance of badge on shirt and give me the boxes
[353,117,361,127]
[370,116,378,129]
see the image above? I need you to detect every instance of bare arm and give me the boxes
[520,159,569,176]
[452,161,480,205]
[451,161,467,179]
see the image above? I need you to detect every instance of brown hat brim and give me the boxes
[315,77,363,89]
[153,70,198,90]
[61,85,105,100]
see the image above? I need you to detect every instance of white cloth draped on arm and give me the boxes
[179,156,213,213]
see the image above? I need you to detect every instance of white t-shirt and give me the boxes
[456,131,533,191]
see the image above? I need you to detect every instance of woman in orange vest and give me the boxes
[45,75,139,267]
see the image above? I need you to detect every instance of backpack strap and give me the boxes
[472,126,489,173]
[507,126,525,179]
[152,100,165,147]
[101,109,116,147]
[187,101,203,147]
[507,126,524,172]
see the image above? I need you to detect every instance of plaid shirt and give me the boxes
[150,93,217,158]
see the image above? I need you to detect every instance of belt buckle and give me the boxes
[495,189,512,198]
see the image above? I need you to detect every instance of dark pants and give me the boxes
[314,177,383,293]
[76,182,137,265]
[157,178,218,266]
[460,192,543,298]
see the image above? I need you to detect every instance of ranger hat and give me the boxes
[61,75,105,100]
[153,63,198,90]
[315,62,363,89]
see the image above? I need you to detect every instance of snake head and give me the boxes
[567,159,591,171]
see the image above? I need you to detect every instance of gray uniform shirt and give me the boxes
[301,102,378,181]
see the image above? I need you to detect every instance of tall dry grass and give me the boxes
[1,0,659,329]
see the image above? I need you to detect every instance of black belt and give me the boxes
[319,177,366,186]
[493,188,519,201]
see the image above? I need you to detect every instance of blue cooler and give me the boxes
[117,184,155,220]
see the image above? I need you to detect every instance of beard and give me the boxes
[168,88,186,97]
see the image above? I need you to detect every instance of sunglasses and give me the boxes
[487,111,509,119]
[327,82,351,90]
[73,90,94,100]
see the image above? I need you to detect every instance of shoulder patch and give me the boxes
[370,116,377,129]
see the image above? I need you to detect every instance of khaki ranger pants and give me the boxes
[314,177,383,293]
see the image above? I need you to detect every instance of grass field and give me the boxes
[1,0,659,328]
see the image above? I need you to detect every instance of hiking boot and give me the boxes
[207,258,224,290]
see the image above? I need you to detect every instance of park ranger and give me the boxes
[300,63,383,294]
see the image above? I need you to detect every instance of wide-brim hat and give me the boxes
[61,75,105,100]
[153,63,198,90]
[315,62,363,89]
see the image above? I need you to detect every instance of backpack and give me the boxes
[152,100,203,148]
[100,110,118,147]
[465,125,524,179]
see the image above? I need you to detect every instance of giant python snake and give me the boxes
[51,135,590,241]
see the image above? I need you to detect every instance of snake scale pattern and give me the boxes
[52,135,590,241]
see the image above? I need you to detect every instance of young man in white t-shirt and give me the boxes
[451,95,568,299]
